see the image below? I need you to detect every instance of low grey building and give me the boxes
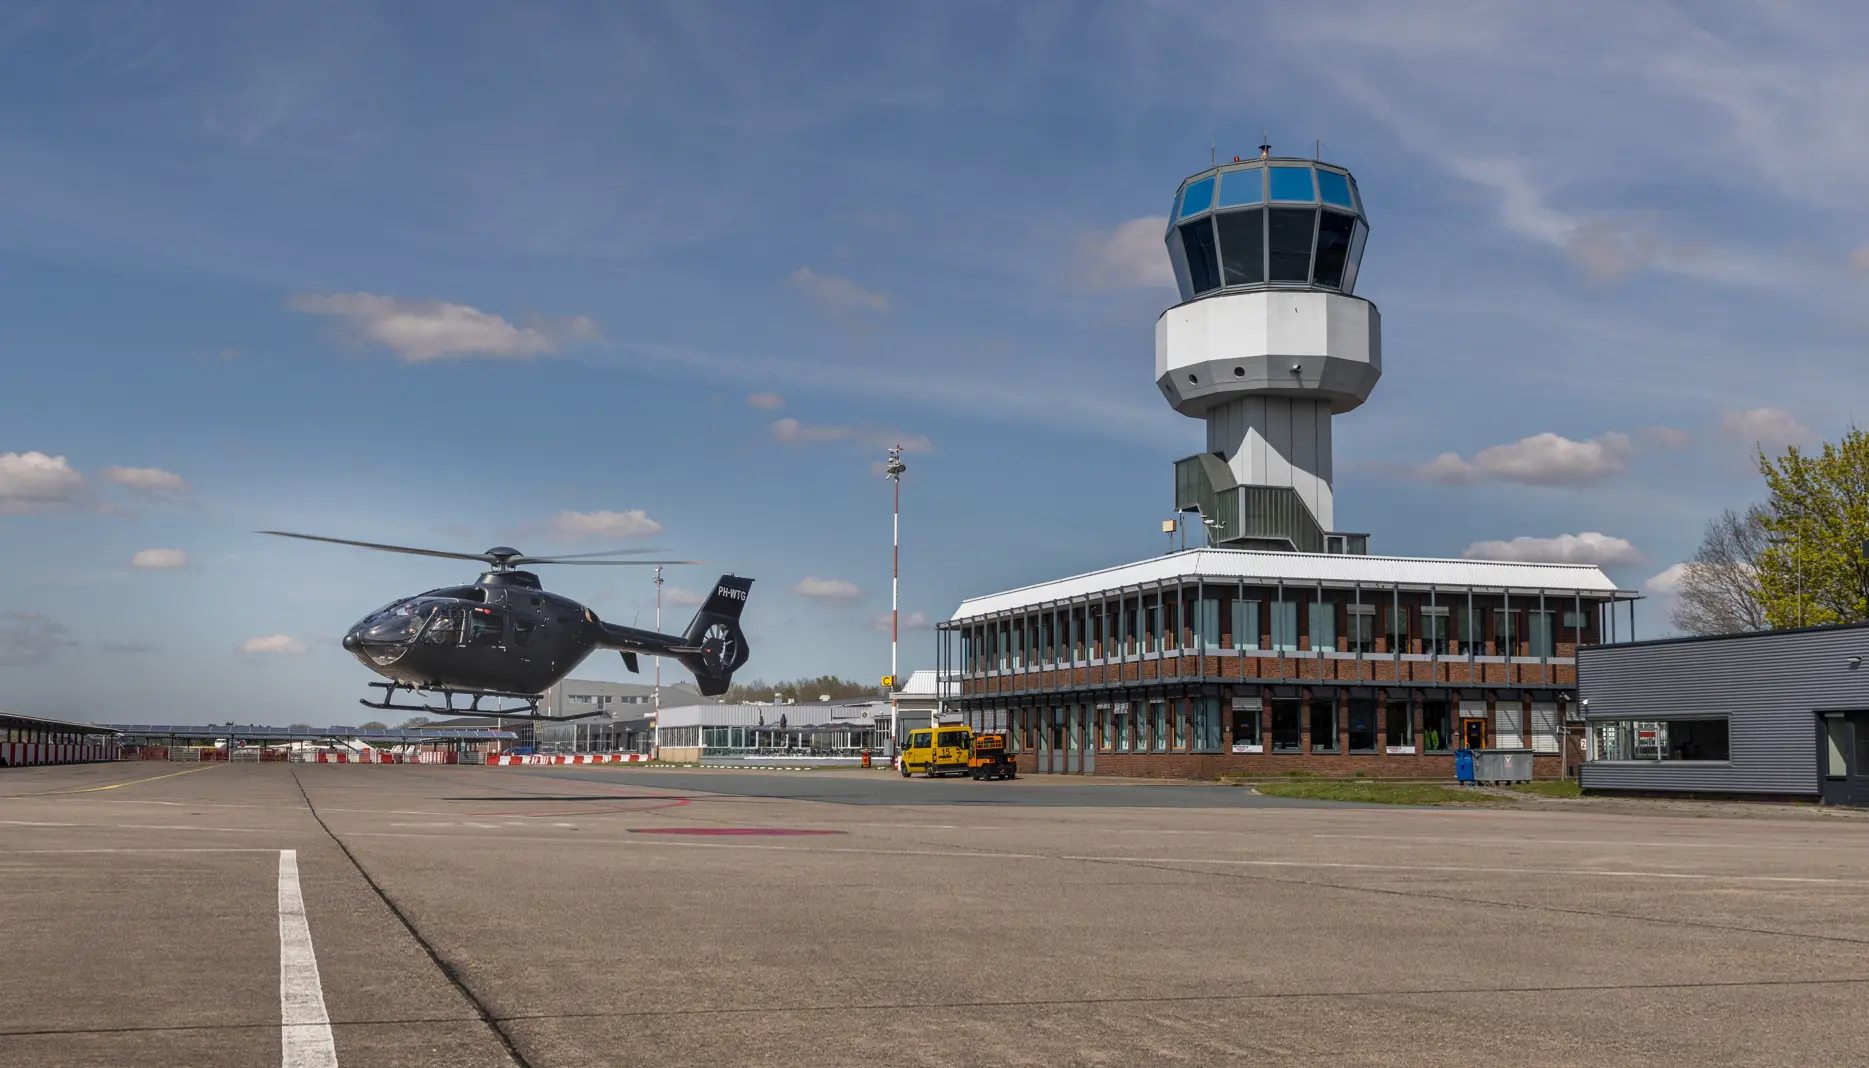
[1578,623,1869,806]
[533,679,715,753]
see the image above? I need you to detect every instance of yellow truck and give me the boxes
[968,732,1016,780]
[899,725,973,777]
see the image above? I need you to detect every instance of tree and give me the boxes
[1755,427,1869,628]
[398,716,433,729]
[358,720,389,730]
[1669,507,1770,636]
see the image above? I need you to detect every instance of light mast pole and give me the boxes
[885,445,907,752]
[653,565,663,755]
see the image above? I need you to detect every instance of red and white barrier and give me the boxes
[0,742,120,767]
[486,753,651,766]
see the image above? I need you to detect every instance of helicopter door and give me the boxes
[421,606,467,646]
[466,607,507,648]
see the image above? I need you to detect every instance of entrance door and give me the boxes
[1819,713,1869,807]
[1461,717,1486,751]
[1050,706,1066,775]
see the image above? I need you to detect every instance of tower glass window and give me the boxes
[1267,208,1316,283]
[1179,176,1216,218]
[1316,169,1354,208]
[1217,167,1265,207]
[1312,211,1356,289]
[1179,219,1222,294]
[1217,209,1265,287]
[1268,165,1316,202]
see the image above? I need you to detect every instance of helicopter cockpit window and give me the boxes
[513,618,534,645]
[467,608,506,646]
[422,607,463,645]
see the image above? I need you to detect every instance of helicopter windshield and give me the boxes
[358,598,440,644]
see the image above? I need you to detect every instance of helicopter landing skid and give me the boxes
[360,681,603,721]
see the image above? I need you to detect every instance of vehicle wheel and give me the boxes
[900,764,911,778]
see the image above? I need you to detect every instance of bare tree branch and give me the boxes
[1670,507,1770,635]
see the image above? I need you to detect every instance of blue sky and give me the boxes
[3,2,1864,723]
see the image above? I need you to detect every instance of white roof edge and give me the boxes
[947,548,1633,622]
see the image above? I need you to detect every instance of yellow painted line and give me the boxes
[1,763,220,798]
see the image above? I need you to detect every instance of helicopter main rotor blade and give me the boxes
[257,531,495,564]
[507,547,669,564]
[522,558,704,566]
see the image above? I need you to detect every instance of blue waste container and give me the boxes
[1454,748,1475,783]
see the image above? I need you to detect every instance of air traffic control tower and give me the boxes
[1158,149,1376,555]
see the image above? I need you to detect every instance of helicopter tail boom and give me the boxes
[593,575,753,697]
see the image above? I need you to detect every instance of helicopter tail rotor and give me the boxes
[677,576,754,697]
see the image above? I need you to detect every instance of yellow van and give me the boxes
[899,725,973,777]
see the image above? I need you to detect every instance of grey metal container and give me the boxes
[1473,748,1534,784]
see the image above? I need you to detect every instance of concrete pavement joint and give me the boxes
[7,974,1867,1039]
[288,768,530,1068]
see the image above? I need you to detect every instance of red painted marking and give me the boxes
[628,828,845,836]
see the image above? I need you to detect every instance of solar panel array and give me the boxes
[103,724,517,741]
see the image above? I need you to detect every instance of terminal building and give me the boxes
[934,149,1639,778]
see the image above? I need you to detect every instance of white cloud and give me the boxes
[289,292,598,362]
[1076,215,1176,289]
[1717,407,1810,452]
[794,576,861,600]
[662,585,706,608]
[131,548,188,570]
[1461,532,1643,566]
[871,610,931,634]
[546,509,663,541]
[1415,432,1633,487]
[746,392,786,410]
[101,465,189,496]
[771,417,858,444]
[240,634,307,655]
[0,452,85,514]
[0,611,74,666]
[1640,426,1693,448]
[786,268,890,317]
[772,418,934,453]
[1644,562,1690,596]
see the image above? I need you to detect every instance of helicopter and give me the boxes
[261,531,752,720]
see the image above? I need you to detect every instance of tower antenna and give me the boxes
[1259,131,1271,160]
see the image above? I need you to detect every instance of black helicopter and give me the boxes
[262,531,752,720]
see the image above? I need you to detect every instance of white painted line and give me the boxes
[1054,855,1869,885]
[278,849,338,1068]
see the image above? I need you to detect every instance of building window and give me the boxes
[1115,705,1132,751]
[1172,699,1190,749]
[1270,601,1299,651]
[1270,699,1302,752]
[1232,701,1261,750]
[1309,697,1338,753]
[1348,698,1377,752]
[1495,611,1518,656]
[1562,609,1589,630]
[1384,606,1409,653]
[1267,207,1317,282]
[1193,596,1221,651]
[1526,610,1555,657]
[1067,707,1081,752]
[1217,208,1265,287]
[1421,608,1451,655]
[1151,701,1168,752]
[1194,698,1223,752]
[1826,718,1847,777]
[1592,718,1730,761]
[1346,605,1375,654]
[1308,601,1336,652]
[1384,699,1414,750]
[1233,599,1260,649]
[1180,218,1222,294]
[1456,608,1484,655]
[1146,602,1163,654]
[1097,705,1111,750]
